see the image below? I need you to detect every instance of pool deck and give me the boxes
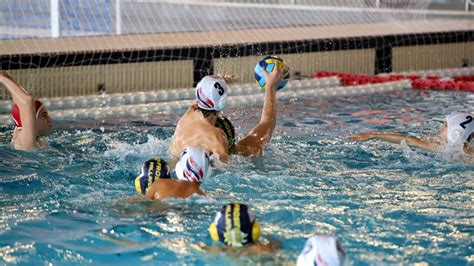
[1,19,473,56]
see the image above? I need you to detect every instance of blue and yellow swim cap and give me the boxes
[215,115,235,152]
[134,158,171,195]
[209,203,260,247]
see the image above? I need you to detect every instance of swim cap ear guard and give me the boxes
[208,203,260,247]
[135,158,171,195]
[208,221,260,244]
[448,129,463,144]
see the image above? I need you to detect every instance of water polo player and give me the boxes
[206,203,281,254]
[134,157,172,195]
[169,75,230,162]
[297,235,346,266]
[143,147,211,201]
[169,59,284,163]
[1,71,52,151]
[349,112,474,156]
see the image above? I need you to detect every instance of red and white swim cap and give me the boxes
[195,76,228,111]
[297,235,346,266]
[175,147,211,183]
[11,100,44,128]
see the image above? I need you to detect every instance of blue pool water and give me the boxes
[0,89,473,265]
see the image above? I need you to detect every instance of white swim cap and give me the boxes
[175,147,211,183]
[297,235,345,266]
[445,112,474,144]
[195,76,228,111]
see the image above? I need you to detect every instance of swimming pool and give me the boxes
[0,88,472,265]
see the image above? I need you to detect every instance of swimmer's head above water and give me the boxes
[297,235,346,266]
[441,112,474,145]
[209,203,260,247]
[195,75,228,112]
[175,147,211,183]
[11,100,52,136]
[135,158,171,195]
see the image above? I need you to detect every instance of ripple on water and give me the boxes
[1,90,473,264]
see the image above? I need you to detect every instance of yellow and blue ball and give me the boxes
[254,55,290,91]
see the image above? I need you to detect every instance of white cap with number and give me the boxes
[446,112,474,144]
[195,75,228,111]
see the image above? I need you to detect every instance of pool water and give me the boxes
[0,89,473,265]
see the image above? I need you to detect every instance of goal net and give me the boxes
[0,0,472,101]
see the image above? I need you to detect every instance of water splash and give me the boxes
[104,134,171,161]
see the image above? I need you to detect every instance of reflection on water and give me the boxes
[0,90,473,265]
